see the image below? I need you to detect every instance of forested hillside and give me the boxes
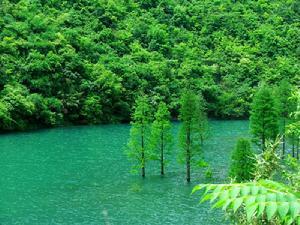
[0,0,299,130]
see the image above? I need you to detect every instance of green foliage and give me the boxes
[194,122,300,224]
[254,138,282,181]
[286,90,300,156]
[0,100,13,129]
[0,84,64,130]
[0,0,299,130]
[250,85,280,150]
[29,94,63,126]
[276,79,297,155]
[198,94,209,144]
[282,156,300,192]
[149,102,172,175]
[178,90,202,158]
[276,79,297,120]
[126,95,152,177]
[80,96,102,124]
[205,166,213,179]
[193,180,300,225]
[0,84,34,130]
[229,138,255,182]
[178,90,207,181]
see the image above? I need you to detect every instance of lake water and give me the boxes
[0,120,249,225]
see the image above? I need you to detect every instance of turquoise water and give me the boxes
[0,120,249,225]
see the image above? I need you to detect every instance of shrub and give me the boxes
[229,138,255,182]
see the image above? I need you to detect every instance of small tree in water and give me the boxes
[276,79,297,156]
[150,102,172,175]
[127,95,151,177]
[198,94,209,145]
[286,90,300,159]
[229,138,255,182]
[179,90,206,182]
[250,85,279,151]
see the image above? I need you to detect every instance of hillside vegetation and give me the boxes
[0,0,299,130]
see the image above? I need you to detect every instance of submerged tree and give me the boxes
[250,85,279,151]
[198,94,209,145]
[127,95,152,177]
[287,123,300,159]
[287,129,299,158]
[286,90,300,159]
[150,102,172,175]
[229,138,255,182]
[179,90,206,182]
[276,79,296,156]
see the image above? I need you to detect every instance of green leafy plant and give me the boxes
[229,138,255,182]
[193,180,300,225]
[250,85,279,151]
[286,90,300,159]
[178,90,207,182]
[149,101,173,175]
[0,0,299,131]
[276,79,297,156]
[126,95,152,177]
[254,137,282,181]
[282,156,300,192]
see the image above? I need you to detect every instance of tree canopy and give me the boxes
[250,85,279,151]
[0,0,299,130]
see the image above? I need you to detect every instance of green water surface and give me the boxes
[0,120,249,225]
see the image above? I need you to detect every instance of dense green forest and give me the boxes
[0,0,299,131]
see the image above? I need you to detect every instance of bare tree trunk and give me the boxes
[160,128,164,176]
[262,118,265,152]
[141,127,145,178]
[292,134,295,158]
[186,125,191,183]
[262,132,265,152]
[282,118,286,157]
[297,138,299,160]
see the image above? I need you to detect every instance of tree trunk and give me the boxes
[186,126,191,182]
[282,118,286,157]
[262,117,265,152]
[292,134,295,158]
[141,127,145,178]
[297,138,299,160]
[262,132,265,152]
[160,129,164,176]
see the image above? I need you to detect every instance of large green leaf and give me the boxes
[266,202,277,220]
[278,202,289,219]
[247,203,258,221]
[233,197,243,212]
[193,180,300,224]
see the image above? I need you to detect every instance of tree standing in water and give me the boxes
[127,95,151,177]
[150,102,172,175]
[276,79,296,156]
[250,85,279,151]
[179,90,205,182]
[198,94,209,145]
[229,138,255,182]
[286,90,300,159]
